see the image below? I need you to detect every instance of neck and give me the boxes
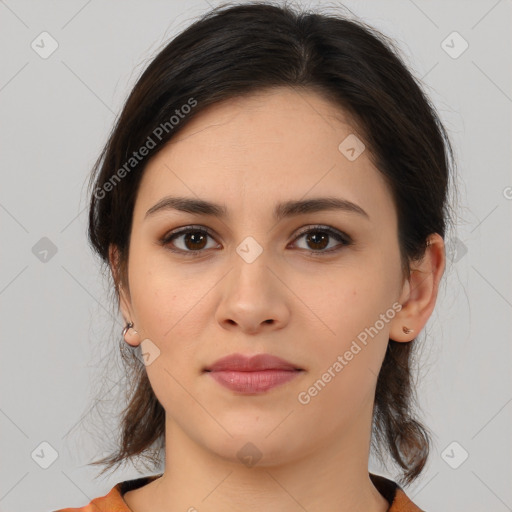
[142,408,389,512]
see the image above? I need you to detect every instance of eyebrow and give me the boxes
[144,195,370,222]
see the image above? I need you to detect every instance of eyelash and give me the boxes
[159,224,352,257]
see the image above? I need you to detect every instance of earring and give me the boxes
[402,326,414,334]
[122,321,134,337]
[122,321,140,347]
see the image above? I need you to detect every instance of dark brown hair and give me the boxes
[85,1,456,486]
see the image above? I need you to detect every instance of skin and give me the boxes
[112,87,445,512]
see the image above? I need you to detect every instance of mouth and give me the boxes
[203,352,304,372]
[205,369,304,393]
[203,353,304,394]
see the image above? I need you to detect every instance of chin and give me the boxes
[201,427,304,469]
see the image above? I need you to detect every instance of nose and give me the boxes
[215,249,291,335]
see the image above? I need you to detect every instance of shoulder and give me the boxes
[370,472,426,512]
[53,474,163,512]
[53,483,127,512]
[53,483,124,512]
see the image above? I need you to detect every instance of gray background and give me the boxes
[1,0,511,511]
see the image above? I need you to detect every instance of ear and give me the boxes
[389,233,446,342]
[108,244,134,325]
[109,244,141,347]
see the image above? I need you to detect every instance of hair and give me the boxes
[85,0,457,487]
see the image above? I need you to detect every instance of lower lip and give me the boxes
[206,369,302,393]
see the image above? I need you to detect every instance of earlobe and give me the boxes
[122,321,141,347]
[389,314,416,343]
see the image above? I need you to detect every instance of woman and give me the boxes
[55,2,454,511]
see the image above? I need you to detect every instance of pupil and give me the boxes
[186,232,207,250]
[307,232,328,250]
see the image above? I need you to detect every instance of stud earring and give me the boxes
[402,326,414,334]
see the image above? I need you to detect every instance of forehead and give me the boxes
[134,87,396,227]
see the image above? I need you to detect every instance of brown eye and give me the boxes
[292,226,351,254]
[305,231,329,251]
[161,227,219,254]
[182,231,208,251]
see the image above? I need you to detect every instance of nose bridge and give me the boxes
[215,236,289,331]
[230,235,275,298]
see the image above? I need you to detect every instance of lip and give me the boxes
[203,353,304,394]
[204,353,303,372]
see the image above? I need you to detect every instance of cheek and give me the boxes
[299,296,392,423]
[128,247,193,328]
[127,264,208,410]
[133,279,205,345]
[304,266,389,339]
[306,266,396,388]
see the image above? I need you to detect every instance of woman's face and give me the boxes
[116,87,416,465]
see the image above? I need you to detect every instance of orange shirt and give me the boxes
[54,472,424,511]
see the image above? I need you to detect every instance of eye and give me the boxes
[160,226,219,255]
[160,224,352,256]
[290,225,352,254]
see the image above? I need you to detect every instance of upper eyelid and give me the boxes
[164,225,217,240]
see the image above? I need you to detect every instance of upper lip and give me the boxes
[204,353,303,372]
